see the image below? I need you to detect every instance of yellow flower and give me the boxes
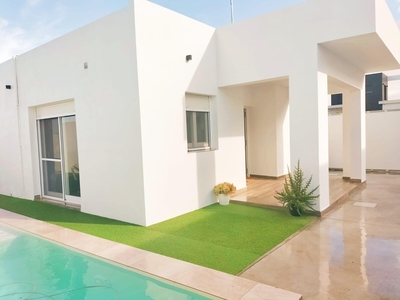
[214,182,236,195]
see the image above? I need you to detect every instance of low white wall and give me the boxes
[329,111,400,170]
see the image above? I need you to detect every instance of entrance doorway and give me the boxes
[38,116,80,205]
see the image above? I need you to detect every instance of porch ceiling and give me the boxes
[320,33,400,73]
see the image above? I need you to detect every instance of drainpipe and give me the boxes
[13,55,26,196]
[230,0,235,23]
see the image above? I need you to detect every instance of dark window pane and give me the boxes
[43,161,62,198]
[186,112,193,144]
[196,112,208,144]
[40,118,61,159]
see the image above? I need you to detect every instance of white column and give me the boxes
[342,84,366,182]
[342,90,351,179]
[350,86,366,182]
[289,70,330,212]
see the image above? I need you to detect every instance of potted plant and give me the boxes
[274,160,319,216]
[214,182,236,205]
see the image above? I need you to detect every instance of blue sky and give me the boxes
[0,0,399,63]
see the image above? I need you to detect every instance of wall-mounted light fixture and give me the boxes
[186,55,192,63]
[84,62,88,69]
[5,85,11,89]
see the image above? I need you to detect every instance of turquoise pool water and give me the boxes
[0,224,213,300]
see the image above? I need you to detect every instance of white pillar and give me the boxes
[342,84,366,182]
[350,86,366,182]
[289,70,330,212]
[342,90,351,179]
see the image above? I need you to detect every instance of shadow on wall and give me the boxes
[196,151,216,207]
[186,32,217,99]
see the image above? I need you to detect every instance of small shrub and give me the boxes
[275,160,319,216]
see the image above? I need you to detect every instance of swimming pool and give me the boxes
[0,223,214,299]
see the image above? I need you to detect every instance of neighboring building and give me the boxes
[1,0,400,226]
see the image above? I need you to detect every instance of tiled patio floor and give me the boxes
[231,172,361,211]
[240,173,400,299]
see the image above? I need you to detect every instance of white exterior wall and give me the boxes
[215,0,383,211]
[1,0,400,225]
[328,115,343,169]
[1,6,147,225]
[215,87,248,188]
[244,85,290,177]
[329,111,400,170]
[132,0,230,225]
[0,60,24,198]
[216,0,376,88]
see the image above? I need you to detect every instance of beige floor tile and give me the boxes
[241,174,400,300]
[130,251,197,282]
[240,283,301,300]
[2,218,60,235]
[66,234,117,254]
[42,227,94,244]
[178,267,257,300]
[96,243,149,267]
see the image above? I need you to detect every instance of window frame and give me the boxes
[186,110,211,151]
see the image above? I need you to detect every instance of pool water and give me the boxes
[0,224,213,300]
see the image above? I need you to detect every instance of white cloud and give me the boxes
[27,0,42,7]
[0,1,67,63]
[0,17,33,63]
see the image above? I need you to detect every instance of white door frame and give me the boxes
[37,116,81,205]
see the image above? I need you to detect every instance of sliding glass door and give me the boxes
[38,116,80,205]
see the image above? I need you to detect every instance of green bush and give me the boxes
[275,160,319,216]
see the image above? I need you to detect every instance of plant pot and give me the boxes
[289,207,300,217]
[218,194,230,205]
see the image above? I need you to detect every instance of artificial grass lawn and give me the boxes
[0,195,316,275]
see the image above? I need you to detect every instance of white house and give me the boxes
[1,0,400,226]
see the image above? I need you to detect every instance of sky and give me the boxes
[1,0,400,63]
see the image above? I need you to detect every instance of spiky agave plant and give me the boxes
[275,160,319,216]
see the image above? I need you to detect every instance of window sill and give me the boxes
[188,147,213,153]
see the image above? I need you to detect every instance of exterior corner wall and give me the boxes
[133,0,221,225]
[12,6,147,225]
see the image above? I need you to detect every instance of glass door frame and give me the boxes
[37,115,80,205]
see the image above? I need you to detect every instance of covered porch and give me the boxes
[216,0,400,218]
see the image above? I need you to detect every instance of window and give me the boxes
[186,111,210,149]
[185,94,211,151]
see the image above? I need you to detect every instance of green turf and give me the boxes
[0,195,316,274]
